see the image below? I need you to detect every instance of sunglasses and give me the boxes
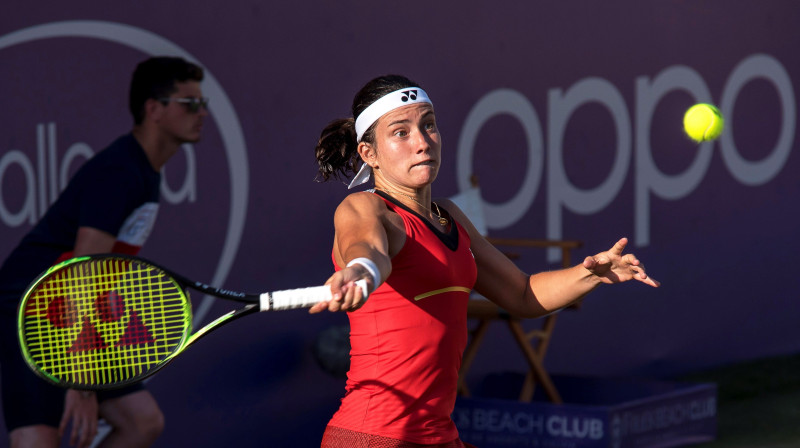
[158,97,209,113]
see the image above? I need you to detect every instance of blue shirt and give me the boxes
[0,133,161,308]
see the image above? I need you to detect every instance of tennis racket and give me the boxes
[17,253,366,391]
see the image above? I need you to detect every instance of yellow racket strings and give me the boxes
[21,258,191,387]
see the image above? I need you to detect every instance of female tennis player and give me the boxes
[311,75,660,448]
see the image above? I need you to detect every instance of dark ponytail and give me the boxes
[314,74,420,183]
[314,118,359,182]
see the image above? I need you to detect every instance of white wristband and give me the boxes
[346,258,382,291]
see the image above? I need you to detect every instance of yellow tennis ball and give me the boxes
[683,103,724,142]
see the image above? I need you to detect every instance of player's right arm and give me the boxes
[310,192,393,313]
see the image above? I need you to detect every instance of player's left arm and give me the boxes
[517,238,659,316]
[437,198,540,315]
[439,199,659,318]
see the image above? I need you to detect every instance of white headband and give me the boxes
[348,87,433,189]
[354,87,432,141]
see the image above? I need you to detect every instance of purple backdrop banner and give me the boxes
[1,2,798,446]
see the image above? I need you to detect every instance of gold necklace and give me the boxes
[377,189,449,226]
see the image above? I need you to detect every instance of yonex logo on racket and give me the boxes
[40,288,157,352]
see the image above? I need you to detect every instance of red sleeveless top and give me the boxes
[328,191,478,444]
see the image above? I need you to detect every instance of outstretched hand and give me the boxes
[583,238,660,287]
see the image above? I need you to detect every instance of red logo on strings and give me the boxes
[45,290,156,351]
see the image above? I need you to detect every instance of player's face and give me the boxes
[370,103,441,189]
[156,81,208,144]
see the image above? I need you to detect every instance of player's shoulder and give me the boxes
[336,190,385,217]
[341,190,383,205]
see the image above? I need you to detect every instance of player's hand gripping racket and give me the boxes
[18,254,366,391]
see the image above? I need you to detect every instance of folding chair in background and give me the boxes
[450,178,582,404]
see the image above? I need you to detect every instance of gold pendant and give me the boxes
[439,217,448,226]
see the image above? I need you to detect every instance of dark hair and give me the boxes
[129,56,204,125]
[314,74,420,182]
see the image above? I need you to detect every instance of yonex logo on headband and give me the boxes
[355,87,432,141]
[401,90,417,101]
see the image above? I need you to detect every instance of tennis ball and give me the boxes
[683,103,724,142]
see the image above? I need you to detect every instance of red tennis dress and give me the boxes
[324,191,478,446]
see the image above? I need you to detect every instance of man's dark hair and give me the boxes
[129,57,204,125]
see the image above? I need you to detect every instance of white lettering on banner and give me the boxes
[160,143,198,203]
[546,415,604,440]
[453,407,470,429]
[719,54,795,186]
[474,409,543,434]
[611,414,622,448]
[635,66,714,246]
[0,149,36,226]
[465,408,603,440]
[0,123,197,226]
[457,89,544,228]
[457,53,796,262]
[547,77,631,262]
[0,123,95,225]
[614,397,716,436]
[472,408,545,434]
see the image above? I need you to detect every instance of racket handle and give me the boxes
[260,279,368,311]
